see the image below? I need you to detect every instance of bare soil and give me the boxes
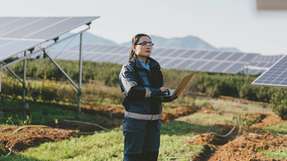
[0,125,76,152]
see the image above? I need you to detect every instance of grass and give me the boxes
[0,112,234,161]
[0,99,120,128]
[0,121,204,161]
[177,112,234,126]
[263,121,287,134]
[205,97,271,114]
[262,149,287,160]
[0,95,277,161]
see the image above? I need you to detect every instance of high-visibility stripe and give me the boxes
[124,111,161,120]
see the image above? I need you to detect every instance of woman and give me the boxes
[119,33,177,161]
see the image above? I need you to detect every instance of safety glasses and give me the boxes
[136,41,154,46]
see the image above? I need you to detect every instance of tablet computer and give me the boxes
[170,73,193,97]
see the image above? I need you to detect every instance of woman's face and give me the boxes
[134,36,153,57]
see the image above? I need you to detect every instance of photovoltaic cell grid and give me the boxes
[49,44,282,75]
[249,55,283,68]
[252,55,287,87]
[0,39,40,61]
[0,17,99,63]
[0,17,98,40]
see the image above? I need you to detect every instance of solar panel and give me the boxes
[0,17,98,40]
[239,53,258,62]
[165,59,182,68]
[162,58,177,68]
[173,49,186,56]
[249,55,283,66]
[164,49,177,57]
[179,50,197,58]
[30,17,97,40]
[211,62,232,73]
[252,55,287,86]
[189,60,206,70]
[177,60,194,69]
[110,55,126,64]
[107,46,121,53]
[198,61,220,72]
[90,54,106,61]
[225,63,245,73]
[214,52,232,61]
[202,51,220,60]
[157,58,170,64]
[118,57,128,64]
[226,52,244,61]
[0,17,98,65]
[51,44,283,75]
[0,39,40,61]
[158,49,171,56]
[1,18,63,38]
[191,51,208,59]
[114,47,127,54]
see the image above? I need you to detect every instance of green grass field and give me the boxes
[0,96,286,161]
[0,121,205,161]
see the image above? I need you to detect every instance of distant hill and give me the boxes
[121,35,216,50]
[218,47,241,52]
[52,32,118,50]
[53,32,241,52]
[82,32,118,46]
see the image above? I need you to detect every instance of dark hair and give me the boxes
[129,33,151,61]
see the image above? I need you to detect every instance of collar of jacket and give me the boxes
[129,56,160,71]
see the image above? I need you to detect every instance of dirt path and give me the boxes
[209,133,287,161]
[189,113,286,161]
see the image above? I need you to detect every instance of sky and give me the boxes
[1,0,287,54]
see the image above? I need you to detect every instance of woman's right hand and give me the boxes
[160,87,168,92]
[160,87,170,96]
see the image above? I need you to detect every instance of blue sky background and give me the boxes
[1,0,287,54]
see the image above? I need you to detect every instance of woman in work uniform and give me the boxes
[119,33,177,161]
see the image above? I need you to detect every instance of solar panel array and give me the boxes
[48,44,282,74]
[249,55,283,68]
[252,55,287,87]
[0,39,40,61]
[0,17,97,40]
[0,17,99,64]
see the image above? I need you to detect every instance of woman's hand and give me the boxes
[160,87,168,92]
[160,87,178,102]
[160,87,170,97]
